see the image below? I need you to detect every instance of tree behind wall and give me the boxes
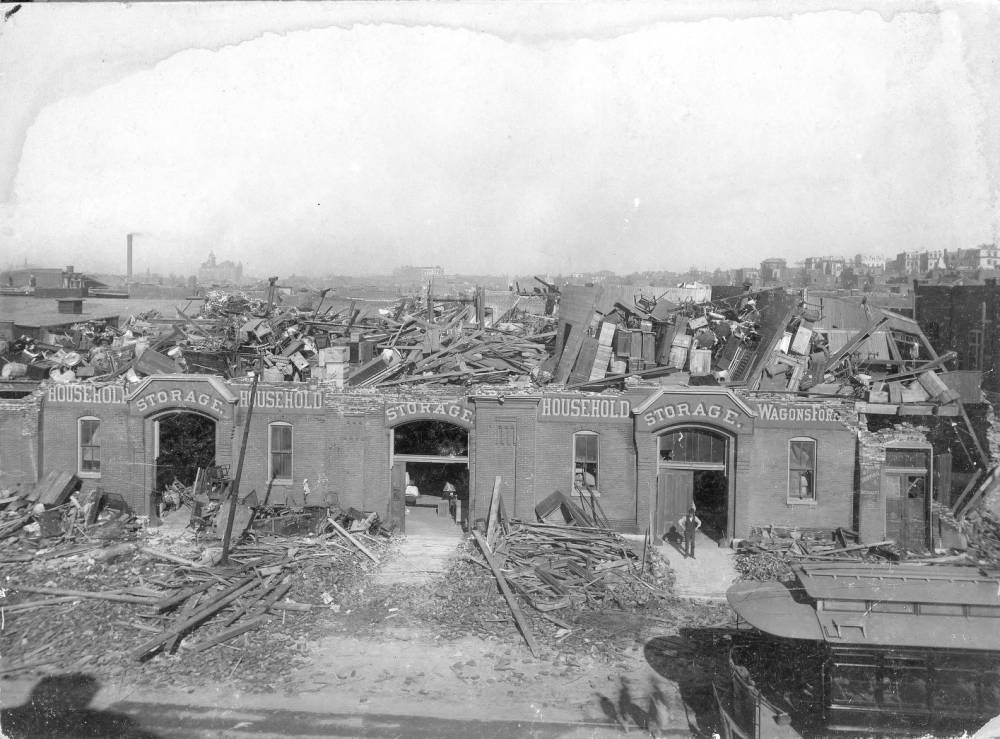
[155,413,216,491]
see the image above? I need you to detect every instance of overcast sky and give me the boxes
[0,1,997,278]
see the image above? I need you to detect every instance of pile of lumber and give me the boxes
[0,475,135,556]
[0,516,387,675]
[735,527,904,581]
[471,477,670,656]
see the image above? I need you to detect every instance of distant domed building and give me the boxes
[197,251,243,286]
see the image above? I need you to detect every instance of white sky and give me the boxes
[0,1,997,278]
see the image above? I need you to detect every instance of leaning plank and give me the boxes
[132,576,258,660]
[223,574,281,627]
[0,596,81,613]
[165,592,203,654]
[326,517,379,563]
[189,613,268,653]
[12,586,155,605]
[473,530,540,657]
[32,471,79,506]
[486,476,502,549]
[155,580,216,613]
[251,578,294,617]
[140,547,204,569]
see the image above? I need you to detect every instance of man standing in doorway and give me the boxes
[678,505,702,559]
[444,480,457,519]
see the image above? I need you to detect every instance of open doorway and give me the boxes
[392,420,469,528]
[655,426,730,542]
[154,412,216,493]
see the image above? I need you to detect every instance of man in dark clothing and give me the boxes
[677,505,702,559]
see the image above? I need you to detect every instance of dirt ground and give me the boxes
[0,514,733,738]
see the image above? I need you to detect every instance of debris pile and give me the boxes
[0,478,388,684]
[0,471,135,553]
[2,286,556,390]
[467,479,672,656]
[544,283,966,413]
[960,509,1000,568]
[735,526,911,582]
[0,319,126,383]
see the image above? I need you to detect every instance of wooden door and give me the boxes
[389,461,406,533]
[495,420,517,519]
[903,474,928,551]
[655,469,694,539]
[884,473,928,551]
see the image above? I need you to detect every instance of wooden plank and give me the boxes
[327,517,379,563]
[165,592,203,654]
[12,586,156,605]
[132,576,258,660]
[155,580,215,612]
[486,476,503,549]
[955,466,998,520]
[190,613,268,652]
[140,547,204,569]
[34,471,79,507]
[473,531,540,657]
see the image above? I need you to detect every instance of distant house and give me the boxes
[0,266,107,296]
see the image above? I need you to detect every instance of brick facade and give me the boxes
[18,374,947,546]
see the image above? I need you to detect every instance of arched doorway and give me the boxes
[153,411,217,493]
[654,425,732,542]
[391,420,469,530]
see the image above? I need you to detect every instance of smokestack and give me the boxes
[126,233,133,282]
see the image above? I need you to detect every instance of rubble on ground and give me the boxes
[733,524,966,582]
[0,475,389,688]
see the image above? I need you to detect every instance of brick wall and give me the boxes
[533,416,637,531]
[742,427,857,534]
[40,400,144,511]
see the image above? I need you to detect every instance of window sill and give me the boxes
[78,471,101,480]
[786,498,817,506]
[270,479,294,486]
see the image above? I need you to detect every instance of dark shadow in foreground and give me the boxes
[1,673,160,739]
[85,699,644,738]
[644,627,733,737]
[593,675,690,738]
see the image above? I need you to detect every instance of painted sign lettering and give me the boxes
[239,389,323,410]
[539,396,630,421]
[46,384,126,404]
[757,402,844,428]
[755,403,840,424]
[642,402,742,429]
[385,401,473,426]
[136,388,226,415]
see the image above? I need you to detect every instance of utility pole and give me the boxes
[220,356,261,564]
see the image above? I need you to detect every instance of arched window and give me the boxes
[572,431,599,496]
[268,422,293,483]
[658,428,726,468]
[788,437,817,502]
[78,416,101,477]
